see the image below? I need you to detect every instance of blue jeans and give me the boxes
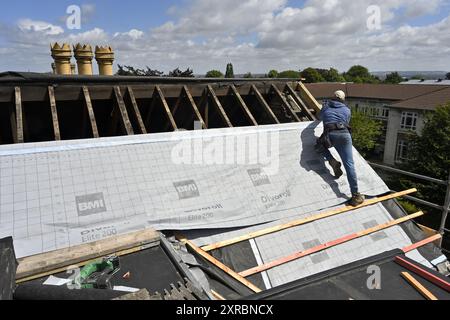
[323,131,359,195]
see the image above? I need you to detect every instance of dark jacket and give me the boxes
[319,100,351,125]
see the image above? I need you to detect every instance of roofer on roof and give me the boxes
[316,90,365,207]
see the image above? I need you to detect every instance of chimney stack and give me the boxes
[50,43,73,75]
[95,46,115,76]
[73,44,94,75]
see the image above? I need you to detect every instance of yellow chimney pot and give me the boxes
[73,43,94,75]
[50,43,73,75]
[95,46,115,76]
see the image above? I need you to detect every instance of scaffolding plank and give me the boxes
[127,86,147,134]
[251,85,280,124]
[113,86,134,136]
[229,85,258,126]
[14,87,24,143]
[207,85,233,128]
[177,235,261,293]
[155,86,178,131]
[284,84,316,121]
[239,211,424,277]
[82,86,99,138]
[270,84,301,122]
[48,86,61,141]
[201,189,418,252]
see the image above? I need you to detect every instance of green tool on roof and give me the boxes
[73,256,120,290]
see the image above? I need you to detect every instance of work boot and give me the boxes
[349,193,365,207]
[329,158,343,179]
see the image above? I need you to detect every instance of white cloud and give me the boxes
[1,0,450,74]
[17,19,64,35]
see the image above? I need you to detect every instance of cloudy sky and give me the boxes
[0,0,449,74]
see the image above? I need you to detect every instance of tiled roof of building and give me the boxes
[305,83,449,102]
[390,87,450,110]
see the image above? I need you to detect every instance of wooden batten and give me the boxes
[113,86,134,135]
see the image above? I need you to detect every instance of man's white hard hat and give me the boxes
[334,90,346,101]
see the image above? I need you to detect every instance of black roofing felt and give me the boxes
[14,245,186,300]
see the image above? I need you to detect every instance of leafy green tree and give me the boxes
[243,72,253,78]
[326,68,345,82]
[225,63,235,78]
[384,72,404,84]
[344,65,380,84]
[301,67,325,83]
[205,70,224,78]
[267,70,278,78]
[406,104,450,199]
[277,70,301,78]
[349,110,383,157]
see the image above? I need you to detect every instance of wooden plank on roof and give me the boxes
[270,84,301,122]
[207,85,233,128]
[229,85,258,126]
[401,272,438,300]
[16,229,160,281]
[82,86,99,138]
[48,86,61,141]
[284,84,316,121]
[239,211,424,277]
[395,256,450,292]
[14,87,24,143]
[127,86,147,134]
[402,234,442,253]
[176,234,261,293]
[251,85,280,124]
[202,189,417,252]
[113,86,134,135]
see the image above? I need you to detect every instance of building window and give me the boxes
[381,108,389,118]
[396,139,411,162]
[400,112,418,130]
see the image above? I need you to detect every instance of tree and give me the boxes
[300,67,325,83]
[406,104,450,202]
[344,65,380,84]
[446,72,450,80]
[267,70,278,78]
[277,70,301,78]
[116,65,163,76]
[243,72,253,78]
[384,72,404,84]
[205,70,224,78]
[168,68,194,78]
[225,63,235,78]
[326,68,345,82]
[349,111,383,157]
